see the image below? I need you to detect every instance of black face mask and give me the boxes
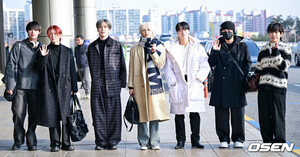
[222,31,234,40]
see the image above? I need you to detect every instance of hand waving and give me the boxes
[40,44,49,56]
[212,40,221,50]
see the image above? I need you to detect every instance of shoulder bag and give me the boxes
[229,54,260,92]
[67,95,89,142]
[123,94,139,132]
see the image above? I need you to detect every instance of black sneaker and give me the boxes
[50,146,60,152]
[12,144,21,151]
[28,145,37,151]
[61,145,74,151]
[95,145,104,150]
[108,144,117,150]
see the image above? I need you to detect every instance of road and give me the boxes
[245,55,300,148]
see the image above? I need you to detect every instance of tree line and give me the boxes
[251,15,299,42]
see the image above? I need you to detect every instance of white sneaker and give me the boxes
[151,146,160,150]
[140,146,148,150]
[234,141,243,148]
[219,142,228,148]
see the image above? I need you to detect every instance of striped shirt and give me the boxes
[256,42,292,94]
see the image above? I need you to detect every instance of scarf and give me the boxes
[139,37,164,95]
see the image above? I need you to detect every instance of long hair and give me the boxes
[47,25,63,41]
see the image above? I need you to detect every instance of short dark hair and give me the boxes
[26,21,41,32]
[175,22,189,32]
[76,35,84,40]
[267,23,284,34]
[96,19,112,29]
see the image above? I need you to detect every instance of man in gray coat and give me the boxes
[4,21,42,151]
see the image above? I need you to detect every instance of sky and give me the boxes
[3,0,300,18]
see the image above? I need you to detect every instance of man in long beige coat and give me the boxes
[128,22,169,150]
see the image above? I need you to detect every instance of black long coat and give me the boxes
[35,44,78,127]
[208,36,251,108]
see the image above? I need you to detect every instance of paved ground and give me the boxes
[0,84,298,157]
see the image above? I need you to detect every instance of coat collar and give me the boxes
[93,36,113,54]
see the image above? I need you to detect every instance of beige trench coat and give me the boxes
[128,44,169,123]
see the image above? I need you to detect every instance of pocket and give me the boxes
[169,84,183,104]
[189,79,204,101]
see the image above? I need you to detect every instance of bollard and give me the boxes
[204,78,208,98]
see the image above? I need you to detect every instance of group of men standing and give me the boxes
[3,19,291,152]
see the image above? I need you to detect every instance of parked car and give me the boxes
[201,38,259,91]
[160,34,173,42]
[295,41,300,66]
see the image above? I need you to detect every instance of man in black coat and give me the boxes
[208,21,251,148]
[35,25,78,152]
[5,21,42,151]
[87,19,127,150]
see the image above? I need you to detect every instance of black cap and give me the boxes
[220,21,235,35]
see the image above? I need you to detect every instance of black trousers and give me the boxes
[11,89,37,147]
[215,106,245,143]
[175,112,200,144]
[258,90,286,143]
[49,124,70,147]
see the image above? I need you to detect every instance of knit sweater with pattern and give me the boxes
[255,41,292,94]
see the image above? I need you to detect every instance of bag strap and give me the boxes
[123,115,133,132]
[70,94,81,114]
[228,53,245,77]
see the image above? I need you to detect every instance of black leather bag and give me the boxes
[3,42,21,102]
[3,89,16,101]
[123,94,139,132]
[67,95,89,142]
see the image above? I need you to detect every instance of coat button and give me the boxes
[65,86,67,88]
[62,74,66,77]
[224,67,226,69]
[223,77,225,79]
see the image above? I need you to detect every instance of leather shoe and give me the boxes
[62,145,74,151]
[51,146,60,152]
[28,146,37,151]
[95,145,104,150]
[108,144,117,150]
[175,141,185,149]
[191,141,204,148]
[12,144,21,151]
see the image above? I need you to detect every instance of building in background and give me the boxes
[24,0,32,25]
[3,2,276,42]
[148,8,162,35]
[97,8,141,36]
[3,3,26,45]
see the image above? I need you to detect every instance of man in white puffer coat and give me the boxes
[162,22,210,149]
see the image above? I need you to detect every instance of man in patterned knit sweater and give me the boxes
[255,23,292,143]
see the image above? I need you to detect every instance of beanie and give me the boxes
[220,21,235,34]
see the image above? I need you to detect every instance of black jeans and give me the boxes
[11,89,37,147]
[49,124,71,147]
[175,112,200,144]
[215,106,245,143]
[258,90,286,143]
